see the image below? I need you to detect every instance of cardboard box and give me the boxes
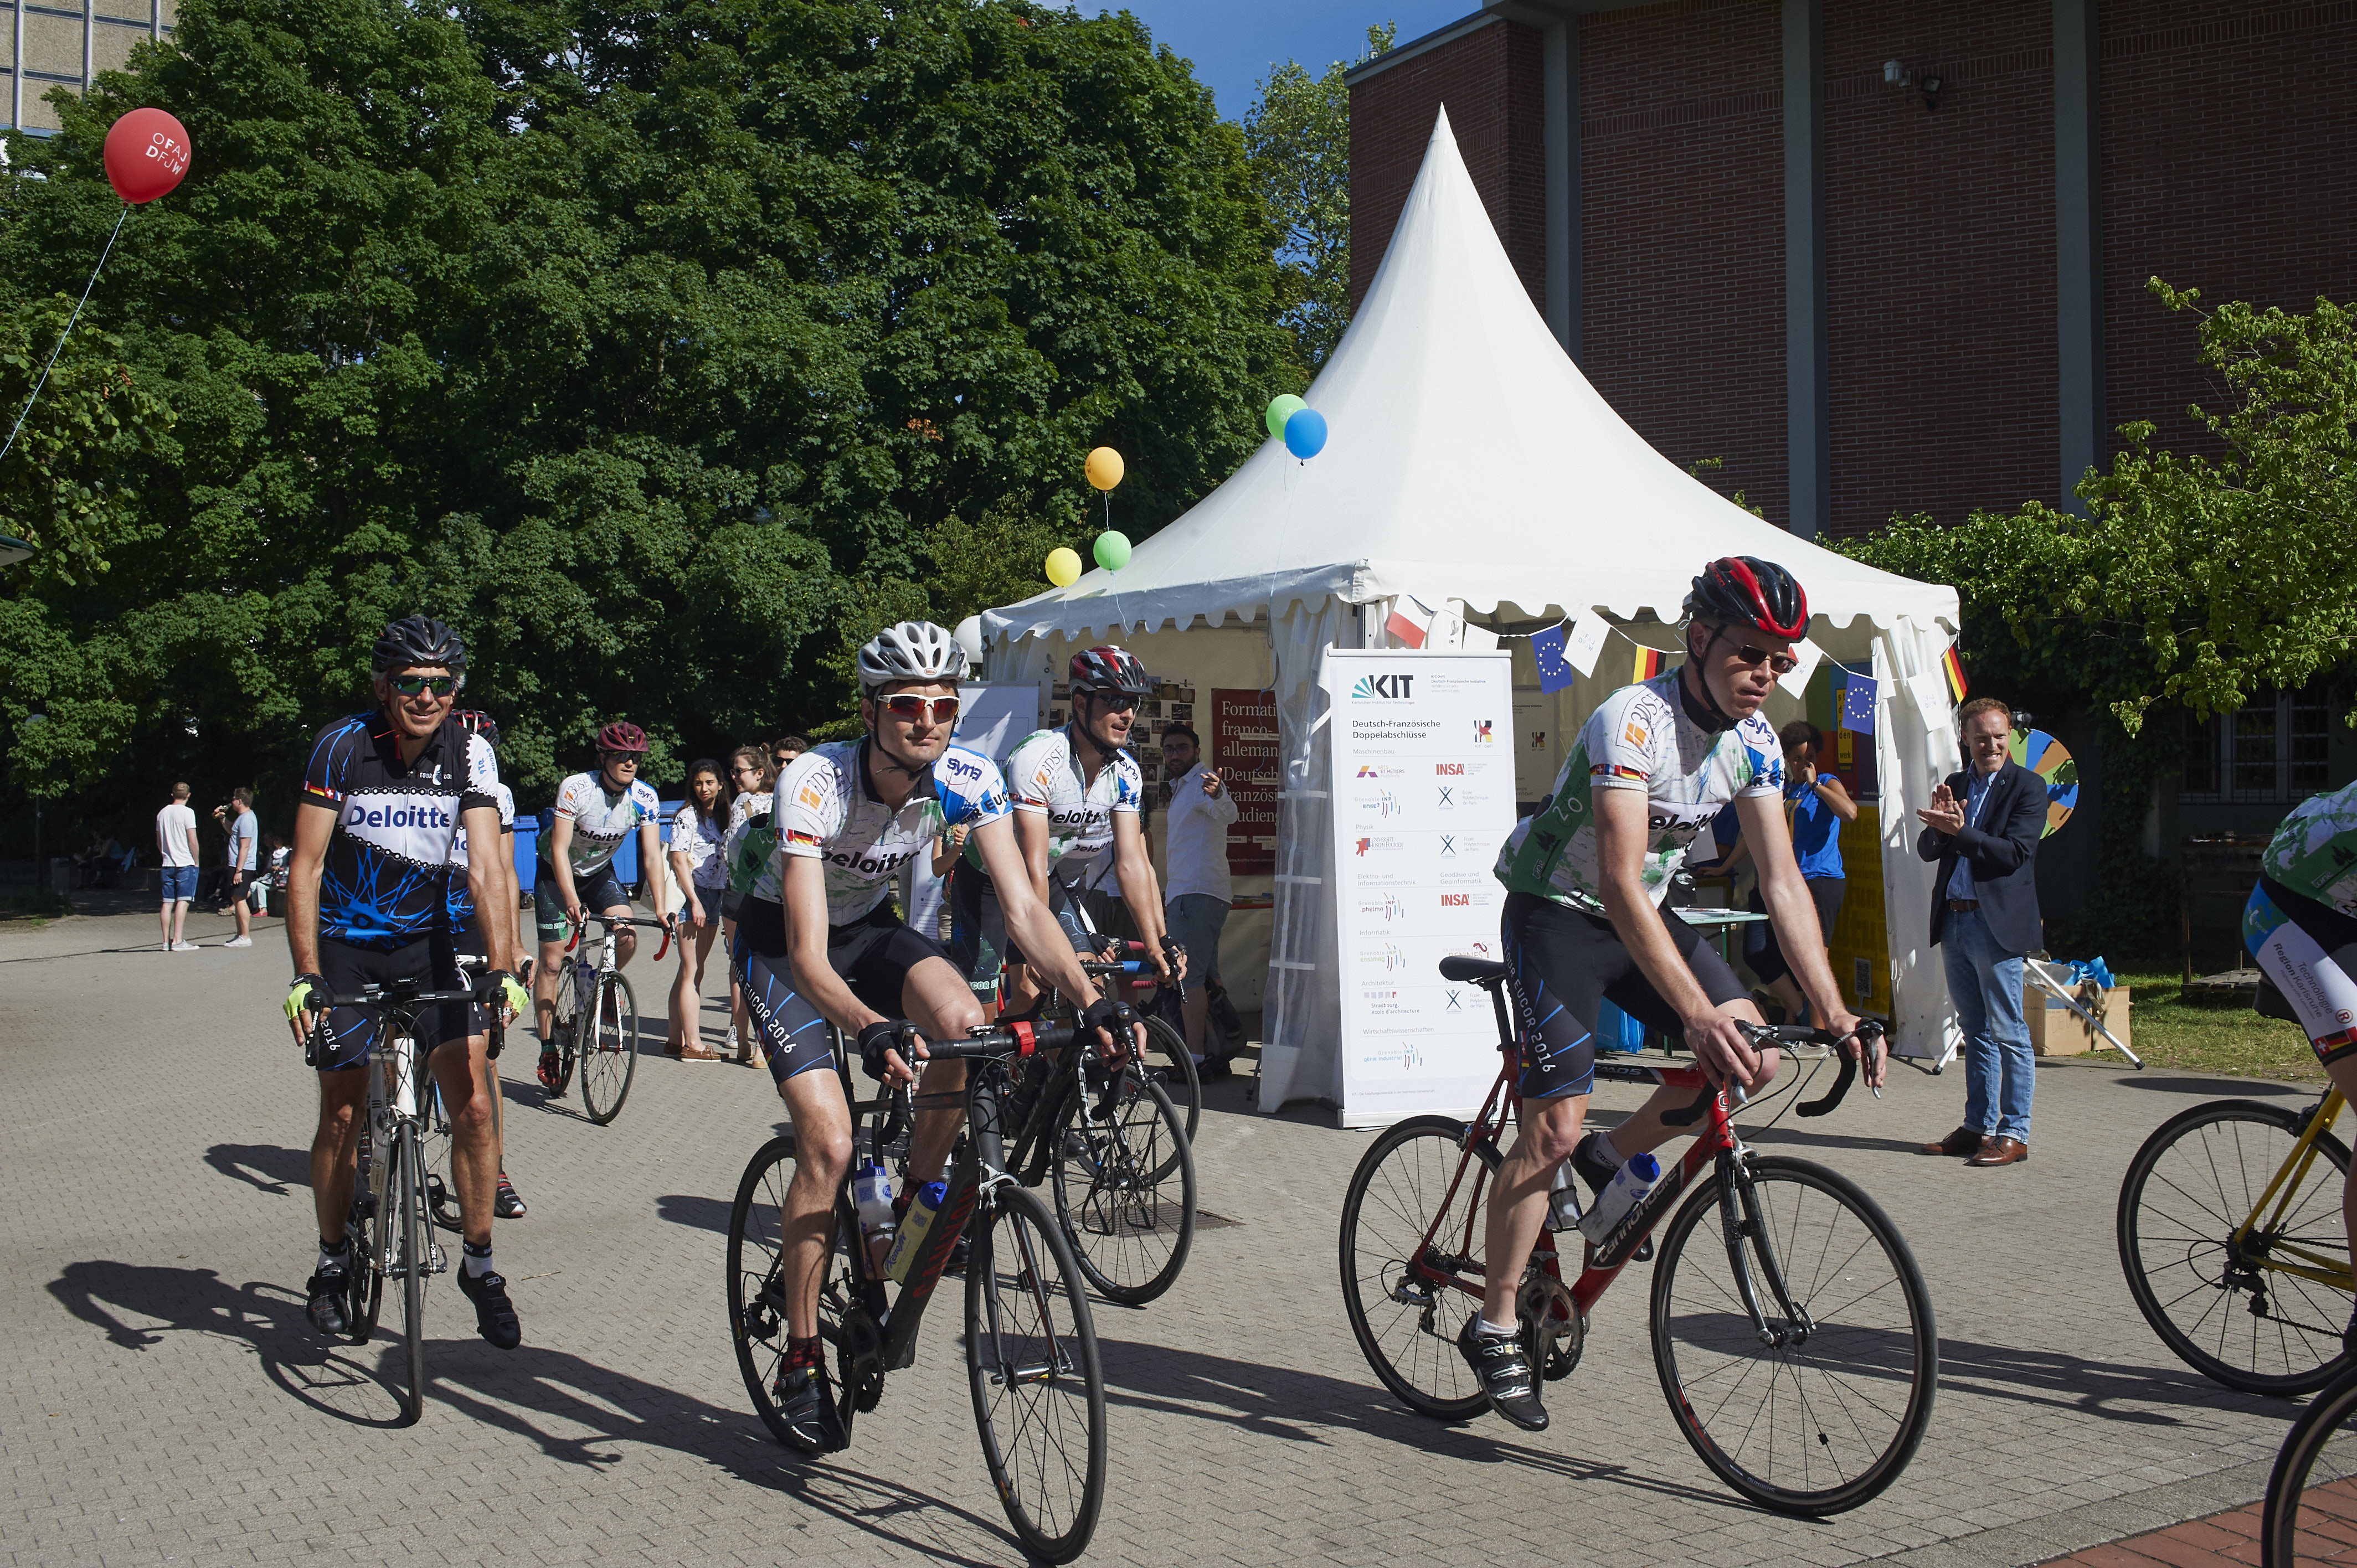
[2026,981,2132,1056]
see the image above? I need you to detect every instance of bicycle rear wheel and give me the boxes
[727,1133,857,1452]
[967,1184,1106,1564]
[421,1081,461,1233]
[2263,1364,2357,1565]
[1050,1071,1196,1306]
[2119,1098,2352,1396]
[580,973,639,1125]
[344,1167,383,1343]
[1653,1153,1937,1516]
[1337,1115,1491,1421]
[376,1122,430,1426]
[1134,1015,1200,1145]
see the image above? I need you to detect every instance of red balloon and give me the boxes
[102,107,192,204]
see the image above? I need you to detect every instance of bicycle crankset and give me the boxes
[839,1305,886,1414]
[1518,1271,1584,1383]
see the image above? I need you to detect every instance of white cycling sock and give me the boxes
[317,1237,349,1272]
[1476,1315,1519,1339]
[1590,1128,1624,1168]
[464,1241,494,1278]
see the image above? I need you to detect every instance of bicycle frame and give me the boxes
[2230,1089,2354,1292]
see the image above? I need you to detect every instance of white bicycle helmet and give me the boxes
[856,620,968,693]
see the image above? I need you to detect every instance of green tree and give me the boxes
[1243,22,1392,369]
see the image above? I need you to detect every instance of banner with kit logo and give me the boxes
[1324,647,1516,1127]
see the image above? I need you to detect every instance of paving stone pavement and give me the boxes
[0,905,2333,1567]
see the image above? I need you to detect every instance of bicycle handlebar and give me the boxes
[1657,1020,1886,1126]
[320,986,477,1010]
[922,1022,1084,1062]
[564,912,673,961]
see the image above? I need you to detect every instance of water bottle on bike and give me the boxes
[885,1180,949,1284]
[1577,1152,1660,1245]
[851,1136,898,1275]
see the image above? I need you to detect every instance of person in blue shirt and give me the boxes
[1741,721,1855,1022]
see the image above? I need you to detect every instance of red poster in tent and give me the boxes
[1210,689,1279,875]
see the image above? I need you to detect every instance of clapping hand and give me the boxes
[1916,782,1964,835]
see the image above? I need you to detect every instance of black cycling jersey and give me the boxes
[299,710,499,951]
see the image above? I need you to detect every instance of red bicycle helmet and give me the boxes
[1068,645,1152,697]
[596,721,648,754]
[1684,556,1809,641]
[457,709,501,749]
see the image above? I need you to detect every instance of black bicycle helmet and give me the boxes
[371,615,468,674]
[1683,557,1809,642]
[1068,645,1152,697]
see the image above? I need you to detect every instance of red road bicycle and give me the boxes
[1339,955,1938,1517]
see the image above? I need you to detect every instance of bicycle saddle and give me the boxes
[1438,956,1511,986]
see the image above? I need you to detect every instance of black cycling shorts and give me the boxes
[1501,890,1748,1100]
[946,864,1092,983]
[312,934,475,1072]
[1743,877,1847,983]
[534,864,630,945]
[735,897,959,1085]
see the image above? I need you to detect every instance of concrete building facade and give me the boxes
[4,0,176,136]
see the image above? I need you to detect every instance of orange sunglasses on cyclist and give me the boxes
[878,694,961,724]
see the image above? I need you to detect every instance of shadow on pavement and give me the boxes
[204,1142,312,1197]
[44,1258,1023,1564]
[657,1193,735,1235]
[2110,1076,2309,1097]
[1092,1335,1737,1509]
[1934,1332,2281,1424]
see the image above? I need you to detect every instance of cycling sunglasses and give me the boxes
[1079,691,1142,713]
[880,694,962,724]
[1729,644,1800,677]
[389,674,459,697]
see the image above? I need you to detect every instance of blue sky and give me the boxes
[1084,2,1477,122]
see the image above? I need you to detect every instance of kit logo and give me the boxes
[1350,673,1416,700]
[1472,720,1494,743]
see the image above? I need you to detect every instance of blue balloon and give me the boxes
[1283,407,1329,459]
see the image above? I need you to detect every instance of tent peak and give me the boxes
[1430,104,1455,147]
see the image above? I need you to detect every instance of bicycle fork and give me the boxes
[1713,1150,1813,1348]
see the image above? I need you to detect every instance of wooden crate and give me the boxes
[2025,982,2131,1057]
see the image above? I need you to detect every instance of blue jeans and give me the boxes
[1942,904,2033,1142]
[1162,895,1229,992]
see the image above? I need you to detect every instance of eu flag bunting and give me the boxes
[1839,674,1877,734]
[1531,623,1575,693]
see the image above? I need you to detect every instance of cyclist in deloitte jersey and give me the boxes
[739,621,1122,1454]
[1461,558,1883,1432]
[532,721,672,1093]
[2245,779,2357,1348]
[949,644,1180,1006]
[447,711,527,1220]
[281,618,530,1350]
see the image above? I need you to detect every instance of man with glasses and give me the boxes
[949,645,1180,1010]
[737,621,1123,1453]
[532,720,672,1093]
[1459,557,1885,1432]
[281,616,530,1349]
[772,735,809,773]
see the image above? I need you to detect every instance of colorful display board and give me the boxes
[2009,728,2080,837]
[1324,648,1517,1127]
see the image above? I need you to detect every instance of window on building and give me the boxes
[2182,691,2337,803]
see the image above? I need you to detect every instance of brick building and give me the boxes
[3,0,176,136]
[1346,0,2357,540]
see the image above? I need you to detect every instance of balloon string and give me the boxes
[0,202,132,470]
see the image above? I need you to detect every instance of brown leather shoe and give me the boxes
[679,1043,721,1062]
[1920,1126,1988,1157]
[1967,1136,2029,1167]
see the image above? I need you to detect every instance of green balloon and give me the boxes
[1093,530,1133,572]
[1265,394,1307,441]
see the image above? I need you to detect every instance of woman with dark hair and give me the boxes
[1741,719,1856,1023]
[666,759,730,1061]
[719,744,777,1066]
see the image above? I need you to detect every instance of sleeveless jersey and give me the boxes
[964,726,1143,890]
[1495,670,1783,913]
[771,739,1011,922]
[2263,780,2357,919]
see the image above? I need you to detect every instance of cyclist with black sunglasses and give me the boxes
[734,620,1124,1452]
[949,644,1180,1010]
[1459,556,1883,1431]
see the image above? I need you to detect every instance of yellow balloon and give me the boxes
[1084,446,1125,492]
[1044,546,1083,587]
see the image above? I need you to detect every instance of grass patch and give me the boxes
[0,889,71,924]
[2105,967,2319,1081]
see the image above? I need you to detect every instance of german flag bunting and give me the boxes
[1632,646,1668,683]
[1941,643,1968,704]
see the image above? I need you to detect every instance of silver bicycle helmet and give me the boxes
[856,620,968,693]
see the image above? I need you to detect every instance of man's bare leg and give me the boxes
[1601,1002,1780,1164]
[1479,1092,1588,1326]
[776,1067,853,1338]
[430,1034,500,1246]
[899,958,989,1183]
[310,1069,370,1245]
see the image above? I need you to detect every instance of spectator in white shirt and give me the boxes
[1159,724,1240,1078]
[155,782,200,951]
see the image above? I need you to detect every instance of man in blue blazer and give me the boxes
[1916,697,2047,1167]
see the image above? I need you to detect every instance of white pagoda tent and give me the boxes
[983,109,1963,1111]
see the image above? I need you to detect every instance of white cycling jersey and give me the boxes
[450,780,517,869]
[769,739,1011,922]
[549,771,662,878]
[964,726,1142,890]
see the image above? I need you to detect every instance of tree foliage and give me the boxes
[0,0,1294,835]
[1242,22,1391,370]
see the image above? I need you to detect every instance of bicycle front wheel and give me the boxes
[2263,1364,2357,1565]
[1134,1015,1200,1145]
[1050,1071,1196,1306]
[377,1122,429,1426]
[1653,1154,1937,1516]
[580,973,639,1125]
[2119,1098,2352,1396]
[967,1184,1107,1565]
[1337,1115,1491,1421]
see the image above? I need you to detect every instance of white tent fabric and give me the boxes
[983,108,1963,1112]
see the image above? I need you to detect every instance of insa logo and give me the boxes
[1350,673,1416,700]
[1436,762,1464,775]
[1440,892,1470,906]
